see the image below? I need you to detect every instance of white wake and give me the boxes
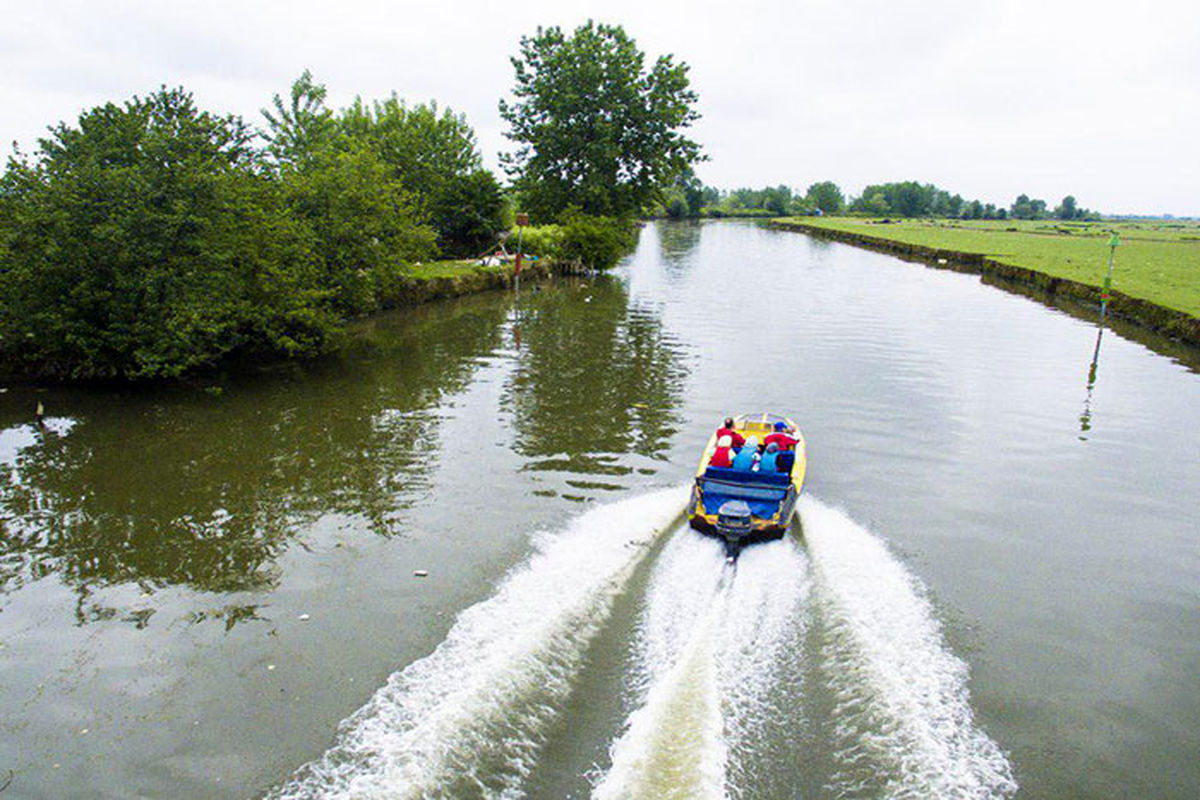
[800,496,1018,798]
[268,486,685,800]
[594,532,810,800]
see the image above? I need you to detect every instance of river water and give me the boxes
[1,221,1197,799]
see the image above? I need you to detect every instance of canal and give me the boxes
[2,221,1197,798]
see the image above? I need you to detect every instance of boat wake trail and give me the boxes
[267,487,685,800]
[799,496,1018,799]
[594,531,810,800]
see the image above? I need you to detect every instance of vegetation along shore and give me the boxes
[0,22,685,383]
[769,216,1200,347]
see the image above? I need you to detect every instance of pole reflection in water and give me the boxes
[1079,324,1106,439]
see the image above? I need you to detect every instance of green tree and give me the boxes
[340,95,504,255]
[499,21,703,219]
[0,88,336,379]
[805,181,844,213]
[947,193,965,217]
[426,169,508,256]
[850,189,891,216]
[850,181,938,217]
[1055,195,1079,220]
[280,145,436,316]
[556,207,636,270]
[262,70,337,165]
[1011,194,1049,220]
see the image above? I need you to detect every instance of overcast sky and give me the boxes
[3,0,1197,216]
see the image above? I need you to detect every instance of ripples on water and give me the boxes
[2,220,1198,798]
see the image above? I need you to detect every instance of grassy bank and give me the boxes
[379,257,554,308]
[770,217,1200,342]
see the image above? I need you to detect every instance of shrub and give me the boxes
[556,210,636,271]
[512,224,563,258]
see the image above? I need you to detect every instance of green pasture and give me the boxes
[776,217,1200,318]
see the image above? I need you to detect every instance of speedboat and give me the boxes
[686,413,807,557]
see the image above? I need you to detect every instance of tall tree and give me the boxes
[1055,195,1079,220]
[262,70,336,165]
[805,181,844,213]
[499,21,702,220]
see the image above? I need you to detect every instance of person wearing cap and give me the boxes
[731,436,761,470]
[716,417,746,450]
[710,435,736,468]
[764,421,799,451]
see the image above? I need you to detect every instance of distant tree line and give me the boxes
[656,177,1099,222]
[655,177,845,218]
[848,182,1099,221]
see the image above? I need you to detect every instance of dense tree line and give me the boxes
[655,177,1099,222]
[0,78,507,380]
[0,21,705,382]
[847,181,1099,221]
[655,180,845,218]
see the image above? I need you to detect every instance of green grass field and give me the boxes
[774,217,1200,318]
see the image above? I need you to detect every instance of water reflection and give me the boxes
[503,277,687,488]
[656,220,703,262]
[0,297,510,615]
[1079,325,1105,438]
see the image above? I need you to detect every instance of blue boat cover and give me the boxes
[704,466,790,486]
[699,468,789,518]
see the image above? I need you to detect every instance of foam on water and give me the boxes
[594,532,810,800]
[593,532,729,800]
[718,539,810,796]
[800,496,1018,798]
[268,486,685,800]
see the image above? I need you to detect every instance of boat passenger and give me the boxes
[759,442,780,472]
[764,421,799,451]
[732,436,761,470]
[710,435,736,468]
[717,417,746,450]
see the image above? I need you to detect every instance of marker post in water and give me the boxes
[1098,232,1119,324]
[514,212,528,294]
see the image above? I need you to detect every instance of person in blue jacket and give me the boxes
[758,442,781,472]
[731,436,761,470]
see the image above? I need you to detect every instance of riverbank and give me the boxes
[379,257,557,308]
[0,257,559,387]
[768,217,1200,347]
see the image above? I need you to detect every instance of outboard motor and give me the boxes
[716,499,753,558]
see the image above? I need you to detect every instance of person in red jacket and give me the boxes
[716,417,745,449]
[709,435,735,467]
[764,421,799,451]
